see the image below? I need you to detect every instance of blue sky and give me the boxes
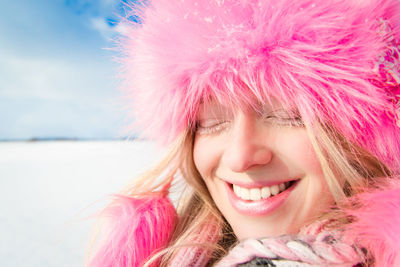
[0,0,135,140]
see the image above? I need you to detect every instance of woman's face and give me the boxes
[193,100,334,240]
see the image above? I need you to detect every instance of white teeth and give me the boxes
[261,186,271,198]
[232,182,289,201]
[233,184,241,196]
[250,188,261,201]
[279,183,286,191]
[241,187,250,200]
[270,185,280,196]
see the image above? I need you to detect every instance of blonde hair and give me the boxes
[117,114,390,266]
[89,76,391,266]
[87,99,391,267]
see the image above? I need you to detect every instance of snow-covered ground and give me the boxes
[0,140,165,267]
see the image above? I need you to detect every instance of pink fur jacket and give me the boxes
[89,180,400,267]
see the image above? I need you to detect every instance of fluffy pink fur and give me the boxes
[343,179,400,266]
[120,0,400,171]
[114,1,400,265]
[88,194,177,267]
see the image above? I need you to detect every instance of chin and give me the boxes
[228,213,298,240]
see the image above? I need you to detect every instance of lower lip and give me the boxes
[225,182,297,216]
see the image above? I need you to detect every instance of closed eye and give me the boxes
[195,120,230,135]
[263,109,304,127]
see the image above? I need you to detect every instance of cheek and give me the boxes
[193,136,220,180]
[277,129,323,176]
[280,131,331,205]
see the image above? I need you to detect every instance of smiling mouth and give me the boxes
[229,181,298,201]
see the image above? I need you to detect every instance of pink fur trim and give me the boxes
[120,0,400,171]
[88,194,177,267]
[343,180,400,266]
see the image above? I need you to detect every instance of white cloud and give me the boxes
[0,49,124,139]
[89,16,118,40]
[0,0,126,140]
[0,49,115,99]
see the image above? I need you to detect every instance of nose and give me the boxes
[222,112,273,172]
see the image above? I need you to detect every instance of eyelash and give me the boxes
[195,115,304,135]
[196,121,229,135]
[264,115,304,127]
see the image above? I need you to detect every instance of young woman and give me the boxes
[88,0,400,266]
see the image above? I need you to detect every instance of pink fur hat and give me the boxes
[120,0,400,171]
